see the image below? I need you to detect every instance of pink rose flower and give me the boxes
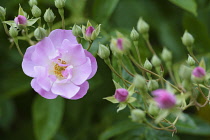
[14,15,27,26]
[22,29,97,99]
[152,89,176,109]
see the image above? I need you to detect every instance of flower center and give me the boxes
[54,59,67,78]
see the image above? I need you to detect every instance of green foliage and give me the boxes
[32,96,65,140]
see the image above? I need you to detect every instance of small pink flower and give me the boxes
[22,29,97,99]
[85,26,95,37]
[192,67,206,78]
[14,15,27,26]
[152,89,176,109]
[117,38,123,50]
[114,88,128,102]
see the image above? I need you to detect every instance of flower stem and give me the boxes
[129,55,182,93]
[86,41,93,51]
[145,39,156,55]
[13,38,23,57]
[58,8,65,29]
[104,58,131,86]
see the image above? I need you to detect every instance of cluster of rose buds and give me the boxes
[102,17,210,133]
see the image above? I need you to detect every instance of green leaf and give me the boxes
[176,115,210,136]
[0,100,15,130]
[99,120,140,140]
[32,96,65,140]
[92,0,120,24]
[169,0,197,16]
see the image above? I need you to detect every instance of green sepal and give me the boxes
[103,96,119,104]
[117,103,127,112]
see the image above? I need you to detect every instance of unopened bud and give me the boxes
[9,26,18,38]
[44,8,55,23]
[137,17,149,38]
[98,44,110,59]
[114,88,129,102]
[179,65,192,80]
[29,0,37,7]
[161,48,172,62]
[191,67,206,83]
[131,109,145,123]
[34,27,47,40]
[85,26,94,40]
[133,74,147,91]
[14,15,27,26]
[151,55,161,67]
[152,89,176,109]
[147,80,159,91]
[144,59,152,70]
[187,55,195,66]
[110,37,131,56]
[0,6,6,21]
[130,28,139,41]
[72,24,82,37]
[148,104,159,116]
[31,5,41,17]
[55,0,66,9]
[91,24,101,40]
[181,30,194,47]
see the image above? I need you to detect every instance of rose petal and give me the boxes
[48,29,78,48]
[51,82,80,99]
[32,37,58,64]
[31,79,57,99]
[71,58,92,85]
[22,45,36,77]
[70,81,89,100]
[61,39,87,66]
[84,50,97,79]
[34,66,53,91]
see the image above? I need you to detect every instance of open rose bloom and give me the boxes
[22,29,97,99]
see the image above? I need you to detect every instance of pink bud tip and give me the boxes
[117,38,123,50]
[152,89,176,109]
[114,88,128,102]
[192,67,206,78]
[85,26,94,37]
[14,15,27,26]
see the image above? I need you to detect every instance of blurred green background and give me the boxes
[0,0,210,139]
